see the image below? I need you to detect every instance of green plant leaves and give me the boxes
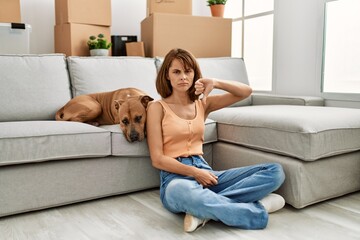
[87,33,112,50]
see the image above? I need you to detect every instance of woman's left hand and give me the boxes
[195,78,215,105]
[193,168,218,187]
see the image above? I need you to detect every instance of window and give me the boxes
[322,0,360,94]
[226,0,274,91]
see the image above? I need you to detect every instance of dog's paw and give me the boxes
[87,121,100,127]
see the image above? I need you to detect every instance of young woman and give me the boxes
[146,48,285,232]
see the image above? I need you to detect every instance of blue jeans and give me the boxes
[159,155,285,229]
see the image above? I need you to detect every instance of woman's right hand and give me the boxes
[193,168,218,187]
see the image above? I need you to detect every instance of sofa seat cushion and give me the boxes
[0,54,72,121]
[99,119,218,157]
[209,105,360,161]
[100,124,149,156]
[0,121,111,166]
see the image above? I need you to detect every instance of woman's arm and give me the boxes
[146,102,218,187]
[195,78,252,117]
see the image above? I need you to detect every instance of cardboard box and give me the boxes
[141,13,231,58]
[147,0,192,16]
[55,0,111,26]
[0,0,21,23]
[55,23,110,56]
[126,42,145,57]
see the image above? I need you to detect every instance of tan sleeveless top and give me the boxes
[158,100,205,158]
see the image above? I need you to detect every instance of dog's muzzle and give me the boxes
[129,130,140,142]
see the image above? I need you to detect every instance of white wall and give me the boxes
[20,0,55,54]
[110,0,146,40]
[273,0,324,97]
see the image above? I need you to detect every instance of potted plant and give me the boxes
[87,33,112,56]
[207,0,227,17]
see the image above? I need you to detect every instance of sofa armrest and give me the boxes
[251,93,324,106]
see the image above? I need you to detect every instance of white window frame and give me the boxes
[230,0,274,92]
[321,0,360,101]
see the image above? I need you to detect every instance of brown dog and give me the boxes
[56,88,154,142]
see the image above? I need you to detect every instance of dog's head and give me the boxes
[114,95,154,142]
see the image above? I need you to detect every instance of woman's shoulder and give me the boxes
[147,99,165,112]
[148,99,161,107]
[146,101,164,123]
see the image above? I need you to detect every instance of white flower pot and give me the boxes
[90,49,109,56]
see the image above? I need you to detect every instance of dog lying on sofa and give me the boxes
[56,87,154,142]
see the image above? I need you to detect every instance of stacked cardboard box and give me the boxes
[126,42,145,57]
[0,0,21,23]
[54,0,111,56]
[146,0,192,17]
[141,0,232,58]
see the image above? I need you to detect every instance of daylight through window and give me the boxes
[226,0,274,91]
[322,0,360,94]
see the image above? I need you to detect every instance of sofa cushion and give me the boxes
[100,124,149,156]
[67,56,160,100]
[0,121,111,166]
[99,118,218,156]
[209,105,360,161]
[155,57,251,106]
[0,54,72,121]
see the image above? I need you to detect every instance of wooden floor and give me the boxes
[0,189,359,240]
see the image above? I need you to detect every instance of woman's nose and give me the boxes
[181,73,187,80]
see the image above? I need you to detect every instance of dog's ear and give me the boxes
[140,95,154,109]
[114,99,125,110]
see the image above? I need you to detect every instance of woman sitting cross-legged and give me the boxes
[146,48,286,232]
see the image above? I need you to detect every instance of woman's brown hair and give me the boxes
[156,48,202,102]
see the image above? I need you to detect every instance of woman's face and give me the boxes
[167,58,195,93]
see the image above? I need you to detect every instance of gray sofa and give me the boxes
[0,54,359,217]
